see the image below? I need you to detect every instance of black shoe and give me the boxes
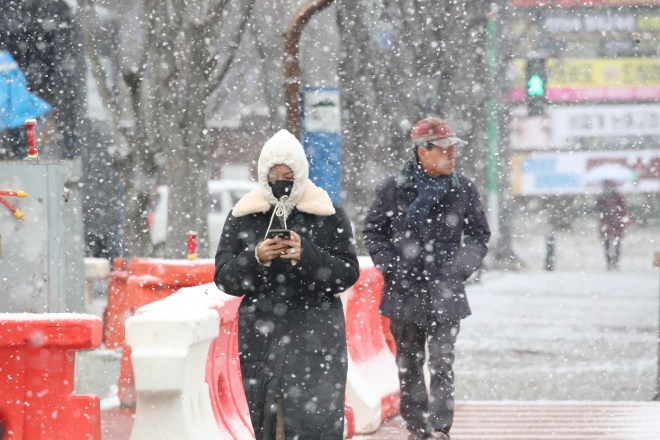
[429,431,450,440]
[407,428,429,440]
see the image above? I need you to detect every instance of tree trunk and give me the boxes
[336,0,389,253]
[162,22,213,259]
[337,0,491,254]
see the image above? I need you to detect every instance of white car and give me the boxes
[149,180,259,257]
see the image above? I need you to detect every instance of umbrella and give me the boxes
[0,51,52,131]
[583,164,638,184]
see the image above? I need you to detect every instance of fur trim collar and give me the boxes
[232,180,335,217]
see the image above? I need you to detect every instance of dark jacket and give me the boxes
[215,193,359,440]
[363,158,490,325]
[595,191,631,239]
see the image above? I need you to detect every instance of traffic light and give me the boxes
[526,58,546,116]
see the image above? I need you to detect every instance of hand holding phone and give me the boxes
[266,229,291,240]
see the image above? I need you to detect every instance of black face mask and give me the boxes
[269,180,294,200]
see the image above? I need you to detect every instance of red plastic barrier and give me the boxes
[344,401,355,439]
[104,258,128,349]
[105,257,215,348]
[201,294,253,438]
[381,315,397,354]
[0,314,102,440]
[345,264,400,423]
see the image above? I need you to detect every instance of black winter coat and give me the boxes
[363,158,490,325]
[215,203,359,440]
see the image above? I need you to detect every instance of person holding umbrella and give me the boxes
[595,179,633,270]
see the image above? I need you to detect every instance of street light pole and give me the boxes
[284,0,336,140]
[486,8,500,243]
[654,251,660,400]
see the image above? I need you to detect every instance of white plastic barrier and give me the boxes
[345,358,384,433]
[126,308,222,440]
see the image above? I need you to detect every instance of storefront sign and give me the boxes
[511,150,660,195]
[512,0,660,7]
[548,104,660,146]
[544,12,640,33]
[511,58,660,102]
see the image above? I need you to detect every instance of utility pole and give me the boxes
[284,0,336,140]
[488,2,519,267]
[486,6,500,243]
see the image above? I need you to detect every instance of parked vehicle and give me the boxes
[148,180,259,257]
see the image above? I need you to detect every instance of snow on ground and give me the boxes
[506,216,659,272]
[455,270,659,400]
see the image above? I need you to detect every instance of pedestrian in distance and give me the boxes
[363,117,491,440]
[215,129,359,440]
[594,179,633,271]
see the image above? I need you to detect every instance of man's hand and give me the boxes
[256,238,290,264]
[280,230,302,262]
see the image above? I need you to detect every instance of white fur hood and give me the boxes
[232,129,335,217]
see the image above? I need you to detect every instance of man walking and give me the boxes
[363,117,490,439]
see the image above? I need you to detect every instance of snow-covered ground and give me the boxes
[456,270,659,400]
[506,216,659,273]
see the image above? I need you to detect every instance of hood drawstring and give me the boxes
[264,195,288,240]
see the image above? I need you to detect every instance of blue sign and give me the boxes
[301,87,341,203]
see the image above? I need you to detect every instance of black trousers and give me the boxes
[603,237,621,270]
[390,318,460,434]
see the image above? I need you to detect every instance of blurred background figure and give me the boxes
[0,50,52,158]
[595,180,633,271]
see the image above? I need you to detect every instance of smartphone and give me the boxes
[266,229,291,240]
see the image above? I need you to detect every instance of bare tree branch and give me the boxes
[205,0,256,97]
[81,0,133,82]
[77,0,131,161]
[208,0,232,21]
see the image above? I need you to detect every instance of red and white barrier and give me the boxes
[0,313,102,440]
[126,282,358,439]
[342,257,400,434]
[116,255,399,439]
[138,285,254,439]
[107,258,216,406]
[126,285,254,440]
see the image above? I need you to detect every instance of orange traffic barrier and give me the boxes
[0,314,102,440]
[381,316,397,354]
[344,259,400,433]
[204,295,254,438]
[105,257,215,349]
[344,401,356,439]
[113,258,216,406]
[104,258,128,348]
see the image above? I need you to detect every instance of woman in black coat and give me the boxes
[214,129,359,440]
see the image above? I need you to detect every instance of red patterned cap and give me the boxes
[411,117,466,148]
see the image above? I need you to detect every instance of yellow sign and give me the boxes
[512,58,660,88]
[638,15,660,31]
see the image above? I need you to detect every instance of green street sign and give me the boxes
[528,74,545,97]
